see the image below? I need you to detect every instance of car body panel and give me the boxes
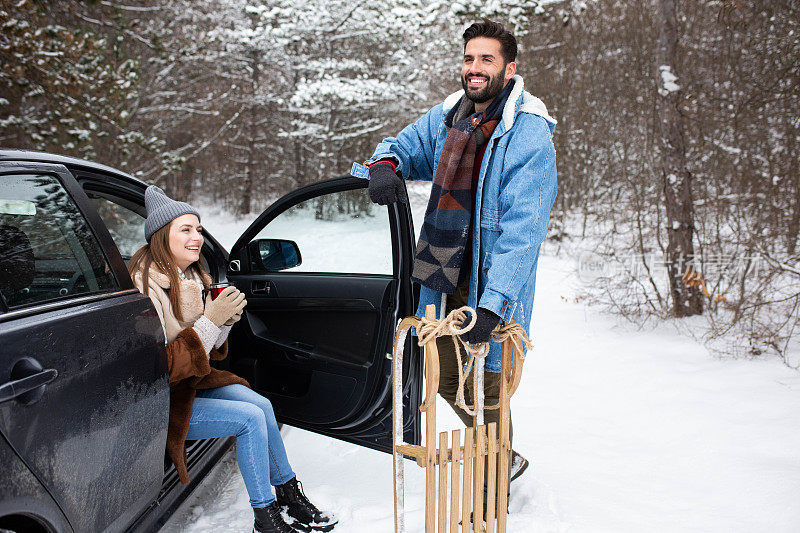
[0,291,168,532]
[0,433,72,532]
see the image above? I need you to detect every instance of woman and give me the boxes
[129,186,336,533]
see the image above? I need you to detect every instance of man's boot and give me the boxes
[275,477,338,532]
[510,450,529,483]
[253,501,297,533]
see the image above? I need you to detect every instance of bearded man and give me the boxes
[365,19,558,502]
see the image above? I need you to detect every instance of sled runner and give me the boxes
[391,305,530,533]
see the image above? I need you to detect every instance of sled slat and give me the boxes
[438,432,448,532]
[395,444,426,466]
[474,425,486,533]
[424,307,439,533]
[486,423,497,533]
[496,340,513,533]
[461,427,474,533]
[450,429,461,533]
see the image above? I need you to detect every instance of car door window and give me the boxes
[87,194,146,260]
[251,188,392,275]
[0,173,117,308]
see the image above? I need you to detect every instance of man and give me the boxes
[366,19,557,503]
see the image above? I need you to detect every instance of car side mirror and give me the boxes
[247,239,302,272]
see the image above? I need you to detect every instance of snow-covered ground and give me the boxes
[195,197,392,275]
[164,183,800,532]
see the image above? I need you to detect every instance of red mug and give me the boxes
[208,283,232,300]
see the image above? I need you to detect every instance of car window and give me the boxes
[0,173,118,309]
[251,188,392,275]
[88,194,146,260]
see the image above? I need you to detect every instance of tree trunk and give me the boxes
[786,118,799,255]
[178,160,194,201]
[291,66,305,189]
[656,0,703,317]
[240,17,260,215]
[241,100,255,215]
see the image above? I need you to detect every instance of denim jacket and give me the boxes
[368,75,557,371]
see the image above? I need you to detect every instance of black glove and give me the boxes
[460,307,502,344]
[368,161,407,205]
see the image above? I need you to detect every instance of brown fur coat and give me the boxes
[133,266,248,484]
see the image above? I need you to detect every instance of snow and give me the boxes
[196,194,393,275]
[165,183,800,532]
[290,78,413,109]
[253,201,393,275]
[659,65,680,94]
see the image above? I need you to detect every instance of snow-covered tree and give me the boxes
[204,0,452,213]
[0,2,147,161]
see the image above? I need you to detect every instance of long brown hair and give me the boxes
[128,222,209,322]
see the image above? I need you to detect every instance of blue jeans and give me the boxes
[186,384,295,508]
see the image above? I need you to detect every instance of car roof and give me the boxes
[0,149,147,189]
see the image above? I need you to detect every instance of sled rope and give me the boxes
[415,307,533,416]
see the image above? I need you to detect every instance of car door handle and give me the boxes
[0,369,58,405]
[284,341,315,363]
[291,341,314,353]
[252,280,276,295]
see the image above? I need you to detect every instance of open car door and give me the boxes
[226,176,422,452]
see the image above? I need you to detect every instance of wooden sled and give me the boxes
[391,304,527,533]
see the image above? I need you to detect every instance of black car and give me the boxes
[0,150,423,532]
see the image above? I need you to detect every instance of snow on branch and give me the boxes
[658,65,680,95]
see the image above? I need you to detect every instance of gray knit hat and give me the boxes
[144,185,201,242]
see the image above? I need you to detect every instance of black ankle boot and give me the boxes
[510,449,529,483]
[253,501,296,533]
[275,477,338,532]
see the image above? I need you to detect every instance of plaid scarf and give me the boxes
[411,80,515,294]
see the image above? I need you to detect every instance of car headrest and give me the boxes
[0,224,35,304]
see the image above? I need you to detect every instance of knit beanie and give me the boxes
[143,185,201,242]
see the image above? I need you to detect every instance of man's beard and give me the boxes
[461,70,506,104]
